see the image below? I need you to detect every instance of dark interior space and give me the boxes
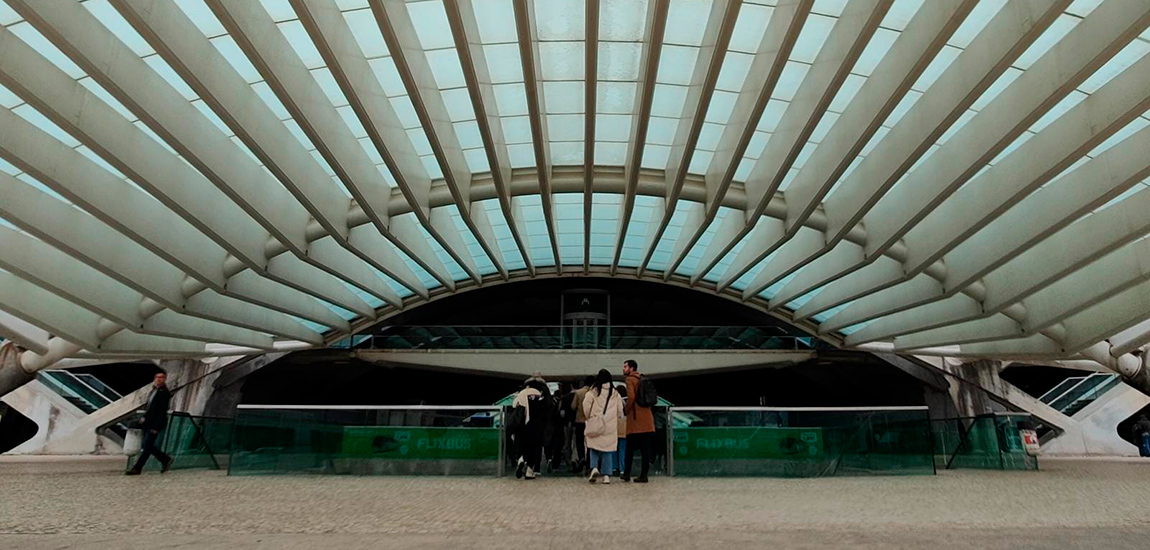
[0,403,38,454]
[378,277,810,333]
[237,351,926,408]
[655,352,927,407]
[1117,403,1150,447]
[67,361,163,396]
[1000,364,1096,399]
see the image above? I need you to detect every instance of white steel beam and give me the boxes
[512,0,562,272]
[6,0,323,255]
[289,0,448,293]
[754,0,985,304]
[894,237,1150,351]
[816,123,1150,333]
[637,0,742,276]
[0,270,204,356]
[681,0,812,283]
[1,4,384,312]
[781,0,1150,313]
[0,311,50,355]
[120,0,425,301]
[443,0,535,276]
[0,226,276,350]
[610,0,669,275]
[846,186,1150,346]
[0,174,326,345]
[713,0,893,290]
[0,63,363,329]
[583,0,600,274]
[369,0,501,282]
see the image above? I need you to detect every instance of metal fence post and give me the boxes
[667,407,675,477]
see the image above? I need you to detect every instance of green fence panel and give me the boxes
[227,406,503,476]
[669,408,935,477]
[933,414,1039,471]
[128,413,234,472]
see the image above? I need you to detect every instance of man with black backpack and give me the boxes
[622,359,656,483]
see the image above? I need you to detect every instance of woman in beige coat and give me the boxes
[582,369,623,484]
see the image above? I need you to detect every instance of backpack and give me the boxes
[635,376,658,408]
[583,386,615,439]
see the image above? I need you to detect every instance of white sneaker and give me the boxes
[602,476,611,484]
[588,468,601,483]
[525,467,536,479]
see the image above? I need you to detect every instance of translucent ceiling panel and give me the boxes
[757,270,797,301]
[514,194,556,268]
[676,206,736,277]
[811,300,853,324]
[471,0,534,170]
[400,212,467,282]
[479,199,527,272]
[645,199,692,274]
[618,194,662,268]
[594,0,648,168]
[589,193,622,265]
[344,281,385,310]
[535,0,585,167]
[705,213,771,284]
[442,206,496,277]
[554,193,585,266]
[401,1,489,177]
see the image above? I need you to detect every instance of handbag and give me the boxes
[583,386,615,438]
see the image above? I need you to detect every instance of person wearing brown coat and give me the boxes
[622,359,654,482]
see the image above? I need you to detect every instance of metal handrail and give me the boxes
[668,406,929,412]
[236,404,502,411]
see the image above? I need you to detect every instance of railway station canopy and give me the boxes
[1,0,1150,375]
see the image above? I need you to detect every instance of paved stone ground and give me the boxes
[2,456,1150,549]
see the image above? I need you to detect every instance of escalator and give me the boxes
[1037,373,1121,417]
[36,370,129,441]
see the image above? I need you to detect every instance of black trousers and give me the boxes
[573,422,587,466]
[518,425,544,471]
[624,431,654,478]
[131,429,171,471]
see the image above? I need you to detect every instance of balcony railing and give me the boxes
[331,326,826,351]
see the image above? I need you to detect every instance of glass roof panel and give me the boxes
[600,0,649,42]
[543,81,585,114]
[554,193,585,265]
[536,0,586,41]
[540,42,587,80]
[406,0,456,50]
[597,81,639,113]
[276,20,325,69]
[728,3,772,54]
[472,0,518,43]
[656,45,700,85]
[598,41,643,81]
[4,0,1132,344]
[343,9,389,59]
[664,0,714,47]
[596,114,633,141]
[595,142,628,165]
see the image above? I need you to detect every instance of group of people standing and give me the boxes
[510,359,655,484]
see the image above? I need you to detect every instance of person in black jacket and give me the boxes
[126,372,173,475]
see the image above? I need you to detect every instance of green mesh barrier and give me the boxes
[227,406,503,476]
[668,408,935,477]
[933,413,1039,471]
[129,413,234,472]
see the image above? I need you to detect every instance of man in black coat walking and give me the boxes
[126,372,173,475]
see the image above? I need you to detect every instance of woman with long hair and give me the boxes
[581,368,623,484]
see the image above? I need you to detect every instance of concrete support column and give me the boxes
[0,343,35,398]
[938,359,1011,417]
